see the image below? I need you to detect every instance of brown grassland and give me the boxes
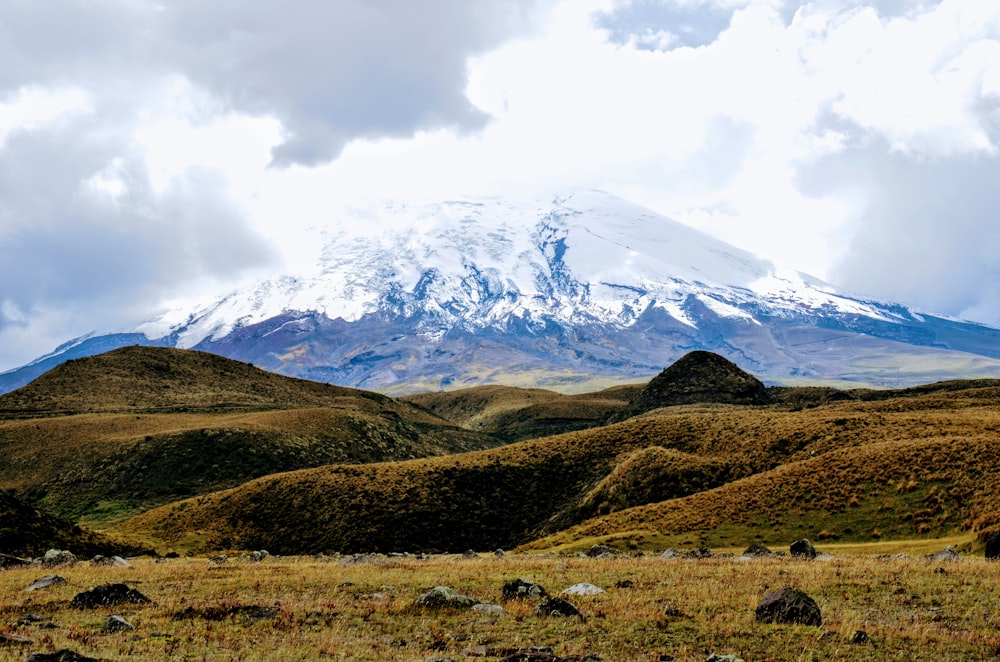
[1,552,999,661]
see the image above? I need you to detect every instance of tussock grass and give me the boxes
[0,552,998,661]
[118,384,1000,555]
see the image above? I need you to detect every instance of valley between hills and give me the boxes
[2,346,1000,661]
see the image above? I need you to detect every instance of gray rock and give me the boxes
[91,555,130,567]
[584,544,616,558]
[684,547,713,559]
[414,586,480,609]
[471,602,505,616]
[704,655,745,662]
[561,582,605,596]
[924,546,960,562]
[789,539,817,559]
[755,587,822,626]
[244,550,270,563]
[502,578,547,600]
[24,574,66,592]
[40,549,76,567]
[102,614,134,633]
[0,631,33,645]
[742,543,774,557]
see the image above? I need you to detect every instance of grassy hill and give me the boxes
[402,383,640,441]
[117,369,1000,555]
[0,490,151,558]
[0,346,502,525]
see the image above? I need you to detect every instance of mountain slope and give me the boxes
[5,190,1000,395]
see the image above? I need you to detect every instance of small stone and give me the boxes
[0,632,33,645]
[704,655,745,662]
[103,614,135,633]
[502,578,547,600]
[534,596,583,618]
[561,582,605,596]
[208,554,228,564]
[26,651,101,662]
[24,574,66,592]
[471,602,505,616]
[851,630,871,645]
[414,586,479,609]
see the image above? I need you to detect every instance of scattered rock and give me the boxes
[91,555,130,567]
[0,632,33,645]
[462,549,479,559]
[789,539,817,559]
[704,655,744,662]
[39,549,76,568]
[685,547,713,559]
[102,614,135,633]
[69,583,152,608]
[754,587,822,626]
[985,531,1000,560]
[502,578,547,600]
[924,546,960,562]
[26,650,102,662]
[338,553,386,566]
[0,552,31,569]
[24,574,66,592]
[244,550,270,563]
[851,630,872,645]
[414,586,480,609]
[742,543,774,557]
[561,582,605,596]
[584,544,616,559]
[534,597,583,619]
[659,548,681,560]
[471,602,505,616]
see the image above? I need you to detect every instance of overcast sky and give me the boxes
[2,0,999,371]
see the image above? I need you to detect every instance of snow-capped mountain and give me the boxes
[5,190,1000,394]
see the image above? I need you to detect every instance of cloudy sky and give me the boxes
[2,0,999,371]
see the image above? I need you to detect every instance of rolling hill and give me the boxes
[0,346,503,524]
[115,352,1000,555]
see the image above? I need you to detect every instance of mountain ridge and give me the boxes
[5,189,1000,394]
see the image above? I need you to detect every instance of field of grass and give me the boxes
[1,550,998,661]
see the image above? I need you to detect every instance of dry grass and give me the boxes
[0,551,998,661]
[116,385,1000,556]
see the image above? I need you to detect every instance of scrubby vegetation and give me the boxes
[1,552,999,661]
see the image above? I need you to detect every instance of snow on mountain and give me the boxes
[136,190,897,344]
[5,189,1000,395]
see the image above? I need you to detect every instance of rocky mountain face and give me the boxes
[4,190,1000,394]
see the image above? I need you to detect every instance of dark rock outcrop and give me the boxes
[754,587,822,626]
[984,531,1000,559]
[70,583,152,608]
[534,597,583,619]
[789,539,817,559]
[502,578,547,600]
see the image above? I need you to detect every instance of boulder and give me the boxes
[561,583,605,596]
[584,544,616,559]
[24,574,66,592]
[986,531,1000,560]
[413,586,479,609]
[0,552,31,569]
[754,587,822,626]
[502,578,547,600]
[742,543,774,557]
[471,602,505,616]
[102,614,135,633]
[924,546,960,562]
[70,583,152,609]
[40,549,76,567]
[91,555,130,567]
[789,539,817,559]
[26,651,101,662]
[534,597,583,618]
